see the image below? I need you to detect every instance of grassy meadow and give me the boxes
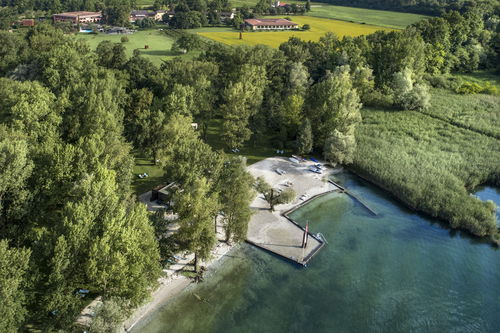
[197,16,392,48]
[307,3,428,29]
[131,0,427,28]
[227,1,427,28]
[132,155,166,195]
[205,119,289,165]
[77,29,198,65]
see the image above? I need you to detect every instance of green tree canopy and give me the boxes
[0,240,31,333]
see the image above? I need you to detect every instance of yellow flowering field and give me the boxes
[197,16,393,48]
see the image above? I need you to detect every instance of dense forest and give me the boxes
[0,0,499,331]
[0,0,132,13]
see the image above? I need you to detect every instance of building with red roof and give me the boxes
[53,11,102,24]
[244,18,298,30]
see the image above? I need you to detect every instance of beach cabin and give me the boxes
[151,182,178,205]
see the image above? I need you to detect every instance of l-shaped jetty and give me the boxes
[246,157,343,265]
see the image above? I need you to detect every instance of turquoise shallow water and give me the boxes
[134,173,500,333]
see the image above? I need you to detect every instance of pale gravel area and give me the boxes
[246,157,341,264]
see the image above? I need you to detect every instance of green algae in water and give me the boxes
[135,173,500,333]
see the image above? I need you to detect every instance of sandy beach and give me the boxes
[123,218,235,332]
[117,156,340,331]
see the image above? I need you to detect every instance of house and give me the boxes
[130,10,166,22]
[244,18,298,30]
[272,1,288,7]
[155,10,167,20]
[219,11,235,21]
[53,11,102,24]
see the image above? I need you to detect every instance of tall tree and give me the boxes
[306,66,362,160]
[221,64,267,149]
[296,117,313,155]
[174,177,219,272]
[0,129,33,238]
[103,0,132,26]
[0,240,31,333]
[218,157,254,243]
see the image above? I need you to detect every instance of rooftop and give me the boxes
[244,18,298,26]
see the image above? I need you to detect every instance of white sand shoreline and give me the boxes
[121,156,341,331]
[123,239,237,332]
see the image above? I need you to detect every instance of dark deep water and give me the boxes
[133,173,500,333]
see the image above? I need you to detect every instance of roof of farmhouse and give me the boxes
[54,11,101,17]
[244,18,298,26]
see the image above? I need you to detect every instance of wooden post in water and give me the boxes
[302,222,309,248]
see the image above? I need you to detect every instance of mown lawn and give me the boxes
[136,0,154,6]
[306,3,428,29]
[227,1,427,28]
[131,119,283,194]
[132,155,165,195]
[196,16,392,48]
[77,29,199,65]
[205,119,290,165]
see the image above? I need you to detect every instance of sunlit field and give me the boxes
[77,29,198,65]
[226,1,427,28]
[197,16,392,48]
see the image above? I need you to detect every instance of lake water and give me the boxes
[133,173,500,333]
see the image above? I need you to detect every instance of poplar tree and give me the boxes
[221,64,267,149]
[306,66,361,164]
[174,178,219,272]
[297,118,313,155]
[218,157,254,243]
[0,240,30,333]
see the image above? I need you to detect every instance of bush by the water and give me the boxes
[353,109,499,237]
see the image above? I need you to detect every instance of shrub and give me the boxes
[392,68,430,110]
[426,75,456,89]
[456,81,483,94]
[403,83,430,110]
[302,24,310,30]
[455,80,499,95]
[120,36,129,43]
[362,89,394,108]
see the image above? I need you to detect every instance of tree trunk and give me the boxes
[194,253,198,273]
[202,122,209,140]
[269,189,275,211]
[214,215,218,235]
